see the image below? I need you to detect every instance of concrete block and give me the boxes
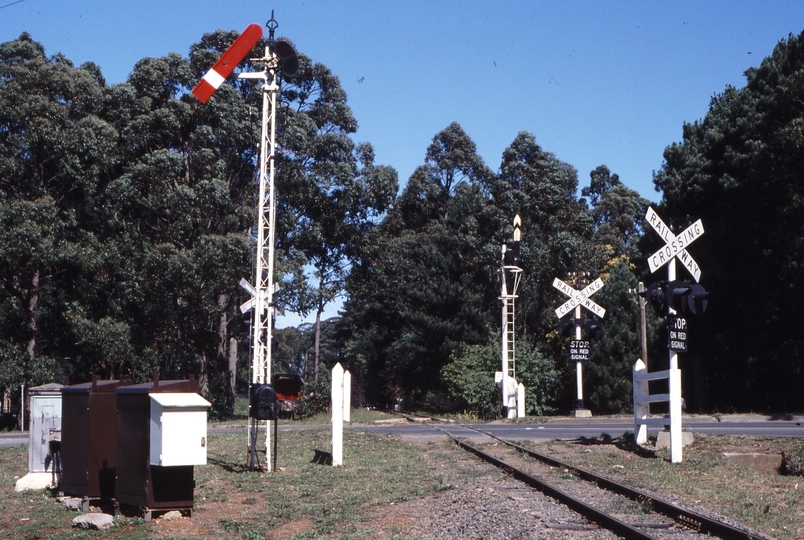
[656,430,694,449]
[723,453,782,474]
[14,472,54,492]
[570,409,592,418]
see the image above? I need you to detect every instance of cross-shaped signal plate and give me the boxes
[239,278,280,314]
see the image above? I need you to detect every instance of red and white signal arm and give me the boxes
[192,23,264,103]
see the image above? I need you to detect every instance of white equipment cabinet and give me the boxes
[15,383,63,492]
[28,383,63,473]
[149,393,210,467]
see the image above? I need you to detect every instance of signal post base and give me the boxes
[570,408,592,418]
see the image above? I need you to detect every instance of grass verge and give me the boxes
[0,428,447,539]
[2,426,801,539]
[530,432,804,540]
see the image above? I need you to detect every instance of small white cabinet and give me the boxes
[28,383,63,473]
[149,393,210,467]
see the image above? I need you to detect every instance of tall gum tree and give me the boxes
[0,29,397,415]
[652,31,804,412]
[0,34,119,393]
[270,51,397,381]
[342,123,499,408]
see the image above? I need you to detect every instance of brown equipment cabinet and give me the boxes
[59,377,132,508]
[114,376,205,520]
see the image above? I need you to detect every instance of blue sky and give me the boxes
[3,0,804,326]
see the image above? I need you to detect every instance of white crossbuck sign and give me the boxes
[645,207,704,282]
[552,277,606,319]
[239,278,280,315]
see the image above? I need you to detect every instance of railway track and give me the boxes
[429,424,771,540]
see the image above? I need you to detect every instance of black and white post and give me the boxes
[553,275,605,418]
[641,207,705,463]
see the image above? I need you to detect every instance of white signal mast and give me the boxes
[192,13,297,472]
[236,12,298,472]
[237,28,279,472]
[499,215,524,419]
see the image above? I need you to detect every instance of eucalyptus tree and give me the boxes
[652,30,804,412]
[106,29,395,409]
[577,166,654,413]
[583,165,650,267]
[490,131,593,345]
[99,40,260,407]
[210,42,401,382]
[342,123,499,408]
[0,28,393,417]
[0,34,120,394]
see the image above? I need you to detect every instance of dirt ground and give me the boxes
[142,433,800,539]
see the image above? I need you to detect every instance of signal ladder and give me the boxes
[503,296,516,378]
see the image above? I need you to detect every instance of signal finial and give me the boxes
[266,10,279,41]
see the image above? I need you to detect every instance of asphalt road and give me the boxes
[0,432,28,448]
[363,415,804,440]
[4,414,802,448]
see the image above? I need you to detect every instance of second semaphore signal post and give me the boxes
[498,216,525,419]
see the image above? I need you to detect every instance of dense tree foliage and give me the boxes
[339,124,648,413]
[341,123,498,409]
[442,333,560,418]
[4,27,800,418]
[652,31,804,412]
[269,52,397,380]
[0,31,392,417]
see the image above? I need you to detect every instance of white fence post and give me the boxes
[331,363,344,466]
[632,359,683,463]
[343,370,351,423]
[517,383,525,418]
[632,359,648,444]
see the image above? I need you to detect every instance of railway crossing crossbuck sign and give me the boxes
[645,207,704,282]
[552,277,606,319]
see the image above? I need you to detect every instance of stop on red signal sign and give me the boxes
[667,315,688,352]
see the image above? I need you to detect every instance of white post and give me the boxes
[574,304,585,410]
[500,248,511,418]
[331,363,344,466]
[667,257,682,462]
[517,383,525,418]
[669,367,683,463]
[632,359,648,444]
[343,370,351,423]
[667,259,679,371]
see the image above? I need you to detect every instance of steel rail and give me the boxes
[430,425,661,540]
[457,425,764,540]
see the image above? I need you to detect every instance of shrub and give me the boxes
[781,441,804,477]
[293,378,331,419]
[441,334,560,419]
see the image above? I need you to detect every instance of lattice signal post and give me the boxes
[193,13,298,472]
[239,13,298,472]
[499,216,524,419]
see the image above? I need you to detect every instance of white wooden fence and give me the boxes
[633,359,683,463]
